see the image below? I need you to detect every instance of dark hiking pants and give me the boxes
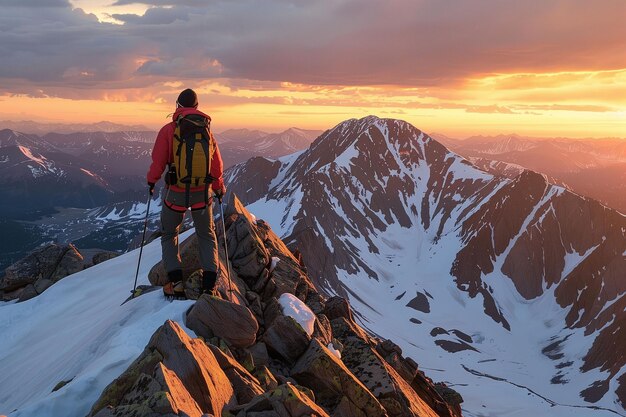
[160,189,218,275]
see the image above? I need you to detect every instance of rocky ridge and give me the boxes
[0,243,118,302]
[89,193,463,417]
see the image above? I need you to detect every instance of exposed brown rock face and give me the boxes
[233,383,331,417]
[224,156,282,204]
[0,243,84,301]
[89,320,235,417]
[207,344,264,404]
[187,294,259,349]
[91,193,463,417]
[291,338,387,417]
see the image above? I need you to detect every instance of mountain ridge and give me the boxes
[226,115,626,415]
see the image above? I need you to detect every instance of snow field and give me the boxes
[0,230,196,417]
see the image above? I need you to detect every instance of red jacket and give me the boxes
[147,107,225,193]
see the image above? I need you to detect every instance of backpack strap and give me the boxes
[184,137,195,208]
[199,129,213,206]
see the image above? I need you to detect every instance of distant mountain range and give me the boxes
[216,127,323,167]
[432,133,626,214]
[0,125,321,270]
[0,120,153,135]
[227,116,626,415]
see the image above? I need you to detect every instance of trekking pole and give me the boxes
[131,192,152,299]
[218,197,234,302]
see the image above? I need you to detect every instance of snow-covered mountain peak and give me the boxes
[227,116,626,415]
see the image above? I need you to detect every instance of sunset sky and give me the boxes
[1,0,625,137]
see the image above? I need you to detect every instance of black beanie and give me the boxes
[176,88,198,108]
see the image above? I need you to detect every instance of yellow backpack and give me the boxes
[168,114,215,207]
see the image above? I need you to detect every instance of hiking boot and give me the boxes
[202,270,217,295]
[164,270,186,299]
[163,281,186,299]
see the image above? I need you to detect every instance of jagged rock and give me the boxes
[434,383,463,405]
[331,317,448,417]
[233,383,330,417]
[253,365,279,391]
[187,294,259,349]
[305,291,326,315]
[333,396,368,417]
[246,291,265,322]
[207,344,264,404]
[18,284,38,302]
[312,314,333,347]
[323,296,353,322]
[34,278,53,294]
[227,196,317,303]
[247,342,271,368]
[411,374,463,417]
[0,243,83,301]
[263,314,311,365]
[291,338,386,417]
[262,257,310,302]
[226,212,270,281]
[263,297,283,329]
[89,320,235,417]
[92,251,119,265]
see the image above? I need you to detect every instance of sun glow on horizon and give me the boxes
[1,3,624,138]
[2,66,625,138]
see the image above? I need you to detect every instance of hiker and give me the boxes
[147,88,226,298]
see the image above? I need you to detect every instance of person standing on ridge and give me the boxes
[147,88,226,299]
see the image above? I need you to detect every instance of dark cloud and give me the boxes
[0,0,625,98]
[1,0,70,7]
[112,0,206,5]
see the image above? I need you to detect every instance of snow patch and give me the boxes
[0,229,196,417]
[269,257,280,273]
[327,343,342,360]
[278,293,315,336]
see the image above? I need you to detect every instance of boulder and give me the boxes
[225,212,270,281]
[233,383,330,417]
[312,314,333,347]
[291,339,387,417]
[247,342,270,369]
[225,195,318,304]
[305,291,326,315]
[186,294,259,349]
[331,317,446,417]
[92,251,119,265]
[89,320,235,417]
[207,344,264,404]
[323,296,353,322]
[0,243,84,301]
[18,284,38,302]
[253,365,279,391]
[263,314,311,365]
[261,257,310,302]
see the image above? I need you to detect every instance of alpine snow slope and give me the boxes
[226,116,626,416]
[0,230,196,417]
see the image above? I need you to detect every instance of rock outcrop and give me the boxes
[89,319,235,417]
[0,243,84,302]
[90,194,463,417]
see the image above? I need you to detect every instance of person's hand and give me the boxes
[214,185,226,203]
[148,182,155,196]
